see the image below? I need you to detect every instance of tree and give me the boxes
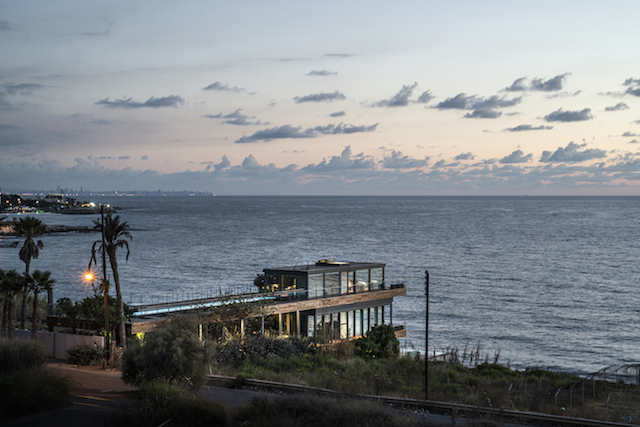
[0,270,26,339]
[89,214,132,348]
[354,324,400,360]
[29,270,55,339]
[54,294,133,336]
[14,216,46,329]
[122,316,210,389]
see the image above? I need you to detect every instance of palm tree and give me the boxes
[1,269,26,339]
[90,214,132,348]
[30,270,55,339]
[14,216,46,329]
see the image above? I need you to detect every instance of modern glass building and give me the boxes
[261,259,406,342]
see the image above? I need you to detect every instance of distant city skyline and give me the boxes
[1,1,640,195]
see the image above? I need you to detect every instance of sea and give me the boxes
[1,196,638,376]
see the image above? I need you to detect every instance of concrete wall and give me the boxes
[12,330,105,360]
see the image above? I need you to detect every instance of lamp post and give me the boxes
[85,270,110,361]
[85,204,111,361]
[100,205,110,361]
[425,269,429,401]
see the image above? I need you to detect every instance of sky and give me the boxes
[1,0,640,195]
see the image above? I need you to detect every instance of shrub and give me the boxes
[122,316,211,389]
[0,339,46,374]
[111,392,227,427]
[233,395,413,427]
[138,380,190,401]
[0,367,70,418]
[67,344,103,366]
[354,324,399,360]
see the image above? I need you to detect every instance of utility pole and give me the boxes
[425,269,429,401]
[101,205,110,361]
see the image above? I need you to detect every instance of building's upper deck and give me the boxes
[264,260,385,276]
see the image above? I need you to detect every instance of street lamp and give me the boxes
[84,270,110,361]
[425,269,429,401]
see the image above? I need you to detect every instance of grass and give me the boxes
[110,382,227,427]
[0,339,70,420]
[211,337,640,424]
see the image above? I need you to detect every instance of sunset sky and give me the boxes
[2,0,640,195]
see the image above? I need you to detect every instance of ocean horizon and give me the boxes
[1,195,638,376]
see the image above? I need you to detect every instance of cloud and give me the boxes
[504,73,569,92]
[464,109,501,119]
[381,151,429,169]
[373,82,418,107]
[417,90,435,104]
[242,155,259,169]
[81,28,110,37]
[294,91,346,103]
[454,152,475,161]
[214,155,231,171]
[95,95,184,109]
[499,150,532,164]
[543,108,592,122]
[2,83,46,95]
[236,122,377,143]
[90,120,115,125]
[141,155,148,160]
[435,94,521,119]
[626,87,640,97]
[530,74,569,91]
[0,93,12,110]
[605,102,629,111]
[324,53,353,58]
[624,78,640,86]
[329,111,346,117]
[433,160,460,168]
[202,82,247,93]
[623,132,639,137]
[302,146,375,172]
[540,141,606,163]
[118,156,130,160]
[545,90,582,99]
[435,93,475,109]
[0,124,33,148]
[0,21,15,32]
[505,124,553,132]
[504,77,528,92]
[306,70,337,76]
[201,109,264,125]
[629,139,640,144]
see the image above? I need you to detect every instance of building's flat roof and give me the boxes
[264,261,385,275]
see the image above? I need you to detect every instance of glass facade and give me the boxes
[356,269,369,292]
[325,272,340,296]
[308,274,323,299]
[265,265,384,298]
[260,263,399,343]
[370,268,383,290]
[305,304,389,340]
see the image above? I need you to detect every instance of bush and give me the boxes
[233,395,413,427]
[67,344,103,366]
[0,339,46,374]
[111,392,227,427]
[354,324,399,360]
[122,316,211,389]
[0,366,70,419]
[214,334,315,366]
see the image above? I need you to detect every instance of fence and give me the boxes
[12,330,105,360]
